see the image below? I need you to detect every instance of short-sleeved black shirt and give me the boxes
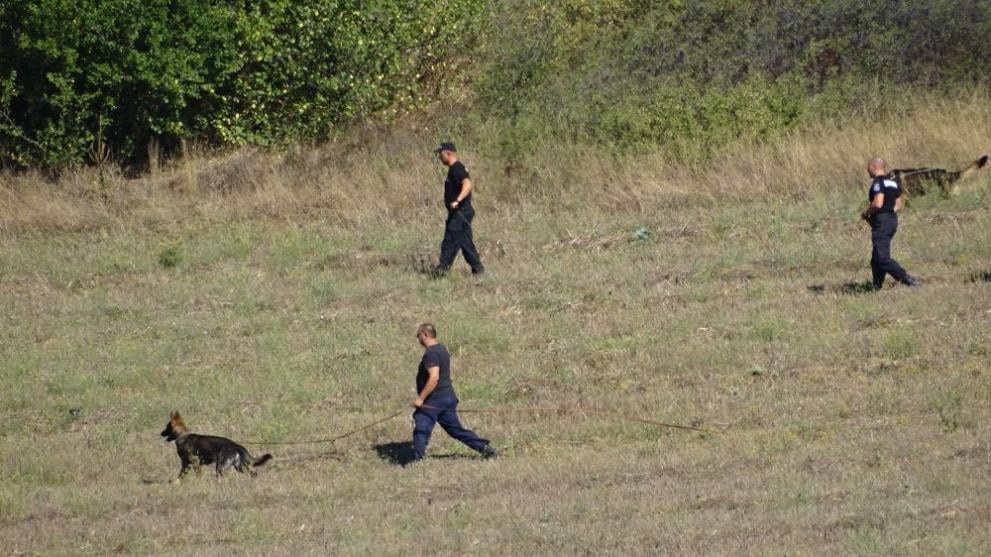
[416,344,456,401]
[444,161,472,212]
[868,176,901,215]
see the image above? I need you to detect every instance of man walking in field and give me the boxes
[433,142,484,276]
[861,157,920,289]
[411,323,497,463]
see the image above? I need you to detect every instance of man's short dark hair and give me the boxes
[418,323,437,338]
[433,141,457,154]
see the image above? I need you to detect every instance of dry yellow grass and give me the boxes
[3,91,988,235]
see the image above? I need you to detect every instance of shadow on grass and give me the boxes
[427,452,480,461]
[315,251,437,277]
[408,253,438,277]
[374,441,416,466]
[840,280,877,295]
[970,270,991,283]
[807,280,877,295]
[374,441,480,466]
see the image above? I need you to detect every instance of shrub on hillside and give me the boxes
[473,0,991,159]
[2,0,988,169]
[0,0,480,168]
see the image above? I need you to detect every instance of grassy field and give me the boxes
[2,96,990,555]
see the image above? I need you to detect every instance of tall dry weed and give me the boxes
[2,91,989,236]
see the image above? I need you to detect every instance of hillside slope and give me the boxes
[1,90,990,555]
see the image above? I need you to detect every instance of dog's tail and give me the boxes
[945,154,989,195]
[253,453,273,467]
[958,154,989,181]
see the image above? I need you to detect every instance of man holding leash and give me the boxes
[861,157,920,289]
[433,141,484,276]
[411,323,497,462]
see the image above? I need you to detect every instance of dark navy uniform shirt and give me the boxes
[869,176,901,215]
[417,344,456,401]
[444,161,472,213]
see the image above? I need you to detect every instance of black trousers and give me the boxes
[412,394,489,461]
[870,213,911,288]
[438,208,483,273]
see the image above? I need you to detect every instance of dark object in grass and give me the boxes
[157,243,181,268]
[407,253,436,276]
[970,270,991,283]
[840,280,878,295]
[374,441,416,466]
[808,281,882,295]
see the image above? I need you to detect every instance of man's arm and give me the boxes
[450,178,472,209]
[862,192,884,219]
[414,366,440,407]
[894,194,905,212]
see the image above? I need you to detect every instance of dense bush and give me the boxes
[0,0,480,167]
[472,0,991,159]
[2,0,989,168]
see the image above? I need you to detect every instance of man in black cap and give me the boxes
[861,157,920,289]
[433,141,484,276]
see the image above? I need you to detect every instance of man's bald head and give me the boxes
[868,157,887,178]
[416,323,439,347]
[417,323,437,339]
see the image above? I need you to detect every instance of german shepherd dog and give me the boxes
[161,411,272,480]
[891,155,988,197]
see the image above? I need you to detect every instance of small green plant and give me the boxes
[157,240,182,269]
[932,390,963,433]
[753,318,786,343]
[630,226,652,242]
[883,330,916,360]
[966,340,989,357]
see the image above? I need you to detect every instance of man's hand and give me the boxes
[449,200,459,210]
[417,366,439,409]
[861,210,871,221]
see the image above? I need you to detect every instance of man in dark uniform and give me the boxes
[861,157,920,289]
[433,142,484,276]
[411,323,497,462]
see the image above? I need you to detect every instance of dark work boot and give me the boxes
[904,276,922,288]
[479,445,498,459]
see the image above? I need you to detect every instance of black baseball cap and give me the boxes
[433,141,457,153]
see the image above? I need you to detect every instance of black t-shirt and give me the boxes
[444,161,472,212]
[416,344,456,401]
[868,176,900,215]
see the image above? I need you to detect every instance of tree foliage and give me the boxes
[473,0,991,159]
[2,0,989,168]
[0,0,480,167]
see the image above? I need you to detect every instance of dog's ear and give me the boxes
[171,411,181,420]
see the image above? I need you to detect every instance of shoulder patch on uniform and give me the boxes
[871,183,881,193]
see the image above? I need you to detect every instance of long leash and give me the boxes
[243,402,719,446]
[441,405,719,434]
[243,408,406,446]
